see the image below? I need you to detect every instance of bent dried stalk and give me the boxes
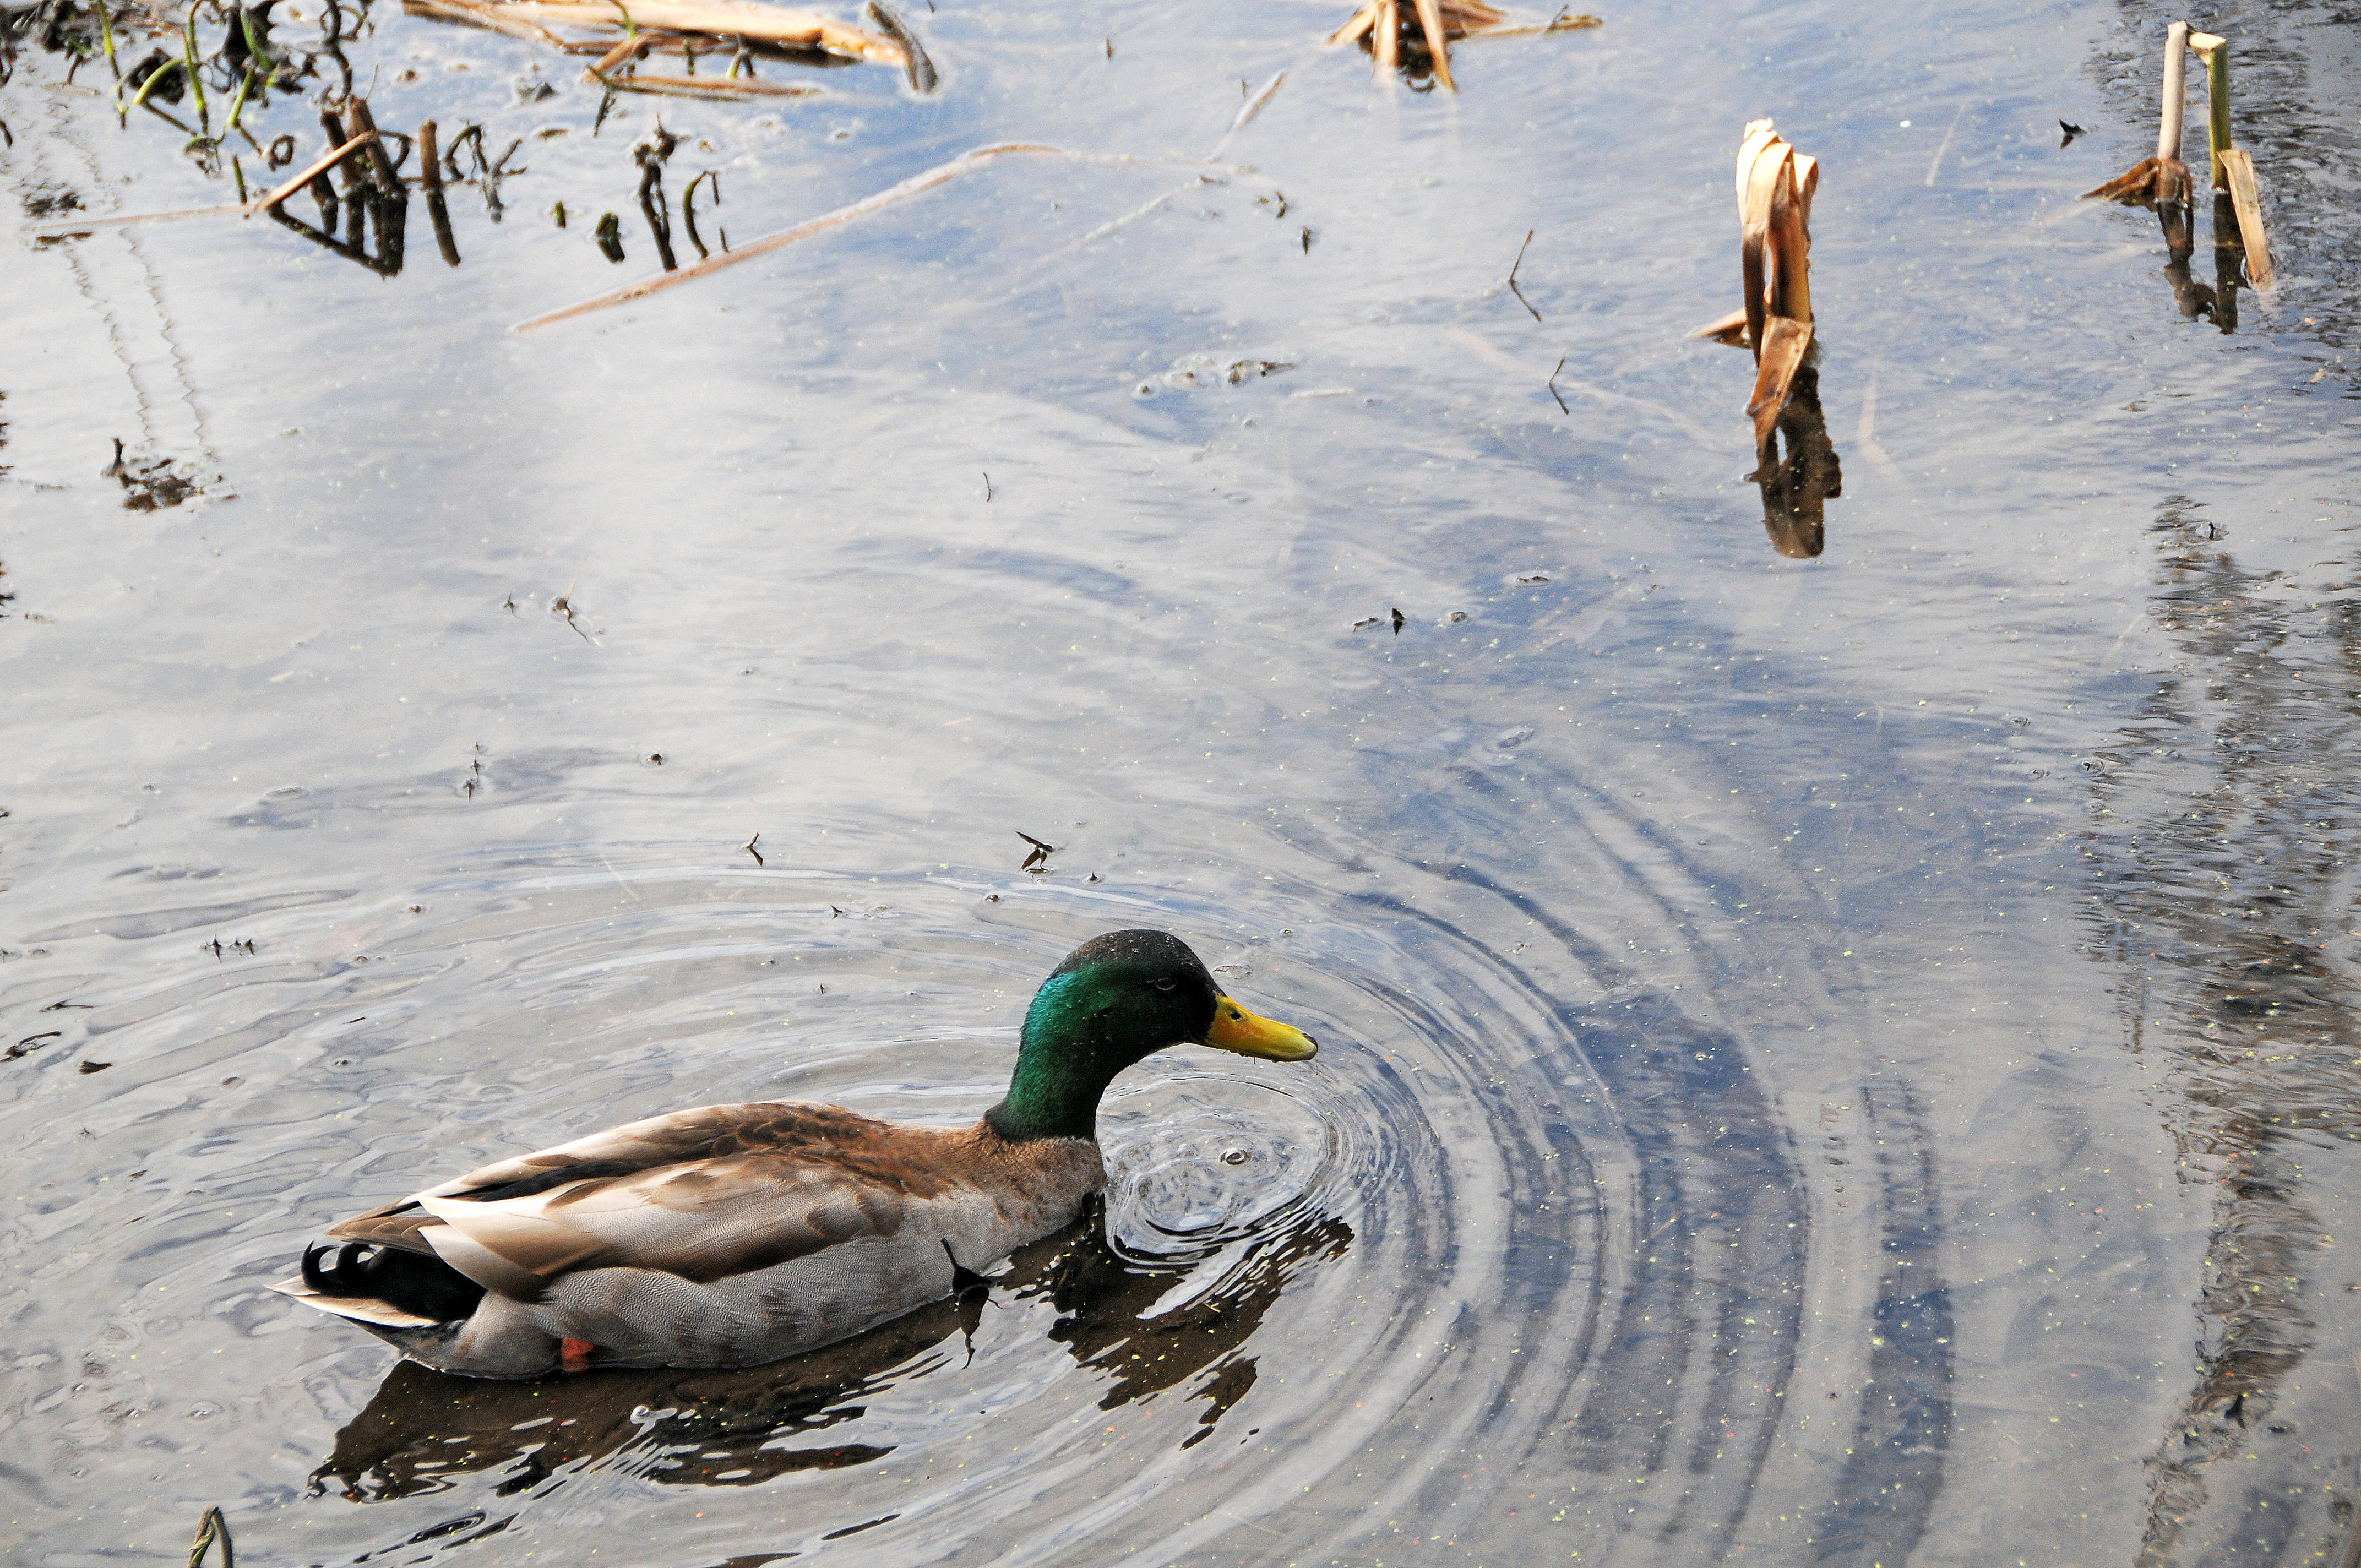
[516,142,1067,331]
[2187,31,2272,288]
[1694,119,1820,456]
[31,132,372,232]
[2085,19,2191,225]
[515,145,1243,331]
[2217,149,2272,288]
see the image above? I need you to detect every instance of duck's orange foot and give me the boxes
[561,1337,597,1374]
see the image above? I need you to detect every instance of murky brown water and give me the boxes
[5,0,2360,1562]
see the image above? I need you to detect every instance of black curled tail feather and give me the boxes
[300,1237,487,1323]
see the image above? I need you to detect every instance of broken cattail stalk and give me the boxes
[2184,31,2272,287]
[2218,149,2272,288]
[2082,18,2191,239]
[1373,0,1398,73]
[1691,120,1819,457]
[2187,31,2232,190]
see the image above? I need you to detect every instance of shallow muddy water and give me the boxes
[4,0,2361,1563]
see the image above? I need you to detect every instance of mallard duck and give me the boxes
[274,929,1318,1379]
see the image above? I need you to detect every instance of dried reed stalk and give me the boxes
[402,0,907,78]
[1692,119,1819,454]
[605,72,819,97]
[2185,30,2272,287]
[481,0,901,59]
[2085,20,2191,217]
[2217,148,2272,288]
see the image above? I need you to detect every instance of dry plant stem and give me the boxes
[1374,0,1398,73]
[1411,0,1454,90]
[347,99,401,193]
[254,133,373,213]
[606,73,815,96]
[1327,3,1377,45]
[515,142,1070,331]
[458,0,905,62]
[418,120,444,195]
[1736,120,1785,360]
[1747,317,1813,453]
[1687,306,1749,345]
[2158,21,2189,162]
[1726,119,1819,447]
[1769,152,1816,321]
[2153,19,2193,231]
[590,32,651,72]
[2218,148,2272,288]
[2187,31,2232,190]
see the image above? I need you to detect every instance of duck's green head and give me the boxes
[985,929,1318,1142]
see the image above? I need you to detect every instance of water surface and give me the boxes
[5,0,2360,1563]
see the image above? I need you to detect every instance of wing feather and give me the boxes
[319,1100,970,1299]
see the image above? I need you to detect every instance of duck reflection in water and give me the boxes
[312,1203,1350,1503]
[1749,360,1842,559]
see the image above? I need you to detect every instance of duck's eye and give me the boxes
[1151,976,1178,993]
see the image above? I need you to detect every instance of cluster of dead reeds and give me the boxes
[2084,19,2272,289]
[1324,0,1597,91]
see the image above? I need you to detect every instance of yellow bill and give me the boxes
[1205,995,1319,1061]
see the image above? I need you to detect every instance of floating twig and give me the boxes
[518,142,1082,331]
[1227,69,1286,136]
[1547,356,1569,414]
[744,833,764,867]
[1506,227,1540,320]
[419,119,461,266]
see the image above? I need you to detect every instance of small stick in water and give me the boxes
[1506,228,1540,321]
[419,119,461,266]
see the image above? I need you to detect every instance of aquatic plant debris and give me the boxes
[1324,0,1598,90]
[401,0,928,94]
[512,146,1247,331]
[2185,30,2273,289]
[1688,120,1819,455]
[2083,18,2191,254]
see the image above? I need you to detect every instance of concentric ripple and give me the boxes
[0,810,1947,1568]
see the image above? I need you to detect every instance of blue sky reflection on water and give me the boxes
[4,0,2361,1561]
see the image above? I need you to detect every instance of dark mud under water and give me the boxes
[4,0,2360,1562]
